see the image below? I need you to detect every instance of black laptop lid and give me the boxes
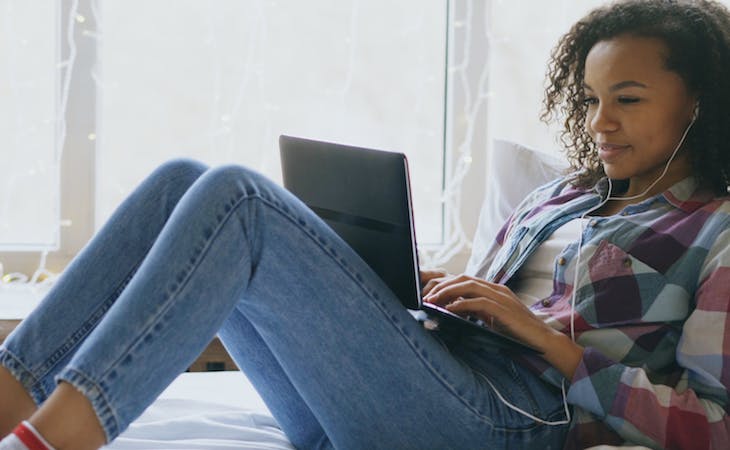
[279,135,421,310]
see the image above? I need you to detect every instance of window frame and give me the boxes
[1,0,95,278]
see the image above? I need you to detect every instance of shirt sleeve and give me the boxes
[566,229,730,450]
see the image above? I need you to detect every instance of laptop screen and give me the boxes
[279,135,422,310]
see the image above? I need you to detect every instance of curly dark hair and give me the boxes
[542,0,730,193]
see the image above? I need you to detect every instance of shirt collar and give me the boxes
[590,176,716,213]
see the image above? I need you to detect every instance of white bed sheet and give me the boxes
[99,371,648,450]
[103,371,294,450]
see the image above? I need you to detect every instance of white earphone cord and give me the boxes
[486,110,697,427]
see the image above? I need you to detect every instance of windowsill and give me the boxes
[0,285,45,320]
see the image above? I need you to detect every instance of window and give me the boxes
[3,0,494,281]
[96,0,448,244]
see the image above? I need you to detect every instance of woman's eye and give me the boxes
[582,97,598,106]
[618,97,640,104]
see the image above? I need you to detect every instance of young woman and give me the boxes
[2,0,730,448]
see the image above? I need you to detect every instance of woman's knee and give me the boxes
[154,162,288,221]
[195,164,274,200]
[135,159,210,208]
[151,158,209,186]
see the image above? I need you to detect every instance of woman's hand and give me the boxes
[422,273,584,379]
[420,268,450,294]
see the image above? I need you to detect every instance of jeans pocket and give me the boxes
[459,343,567,425]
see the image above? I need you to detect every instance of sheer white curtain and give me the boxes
[0,0,60,251]
[95,0,448,244]
[486,0,604,158]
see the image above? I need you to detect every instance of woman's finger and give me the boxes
[444,297,503,330]
[424,277,500,306]
[445,296,553,351]
[445,296,503,319]
[423,274,473,298]
[421,278,443,296]
[419,268,449,284]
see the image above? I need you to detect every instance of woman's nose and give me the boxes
[589,104,620,134]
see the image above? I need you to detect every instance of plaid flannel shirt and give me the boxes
[470,174,730,450]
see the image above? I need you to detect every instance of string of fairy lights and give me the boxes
[420,0,488,268]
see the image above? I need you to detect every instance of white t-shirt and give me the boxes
[511,218,586,308]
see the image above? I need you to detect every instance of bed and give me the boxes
[102,371,292,450]
[104,370,644,450]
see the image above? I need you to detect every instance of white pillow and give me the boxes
[466,139,567,274]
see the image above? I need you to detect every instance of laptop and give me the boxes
[279,135,539,354]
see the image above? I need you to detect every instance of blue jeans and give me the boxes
[0,160,568,449]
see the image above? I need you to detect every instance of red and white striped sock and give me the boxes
[0,422,55,450]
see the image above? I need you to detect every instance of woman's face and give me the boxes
[583,34,697,194]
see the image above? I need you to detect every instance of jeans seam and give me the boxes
[95,188,254,384]
[313,432,333,450]
[0,266,140,405]
[508,361,541,416]
[0,346,45,403]
[36,264,141,384]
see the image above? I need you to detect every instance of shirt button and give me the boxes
[622,257,632,268]
[542,299,551,307]
[557,257,567,266]
[621,211,629,216]
[589,219,598,227]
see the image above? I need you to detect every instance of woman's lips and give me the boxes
[597,143,630,162]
